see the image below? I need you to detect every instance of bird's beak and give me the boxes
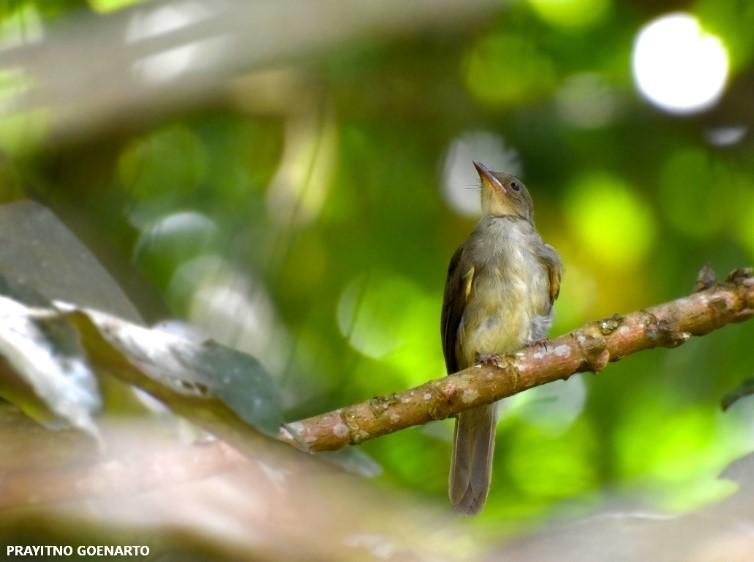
[473,161,506,194]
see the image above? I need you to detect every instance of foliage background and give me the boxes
[1,0,754,539]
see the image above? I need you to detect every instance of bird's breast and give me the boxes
[455,220,552,369]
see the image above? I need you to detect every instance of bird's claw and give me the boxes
[529,338,549,352]
[476,352,504,368]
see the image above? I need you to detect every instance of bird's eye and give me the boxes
[510,181,521,191]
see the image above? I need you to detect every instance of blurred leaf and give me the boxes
[0,278,100,436]
[63,305,284,438]
[185,340,283,436]
[0,0,500,150]
[0,200,142,322]
[0,277,283,439]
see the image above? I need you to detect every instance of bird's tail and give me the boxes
[449,403,498,515]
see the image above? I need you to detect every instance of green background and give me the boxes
[1,0,753,535]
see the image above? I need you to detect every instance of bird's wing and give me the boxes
[441,244,473,374]
[537,242,562,304]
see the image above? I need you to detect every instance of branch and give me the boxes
[280,268,754,452]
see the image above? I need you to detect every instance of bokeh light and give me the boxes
[336,271,420,360]
[555,73,619,129]
[462,32,556,108]
[704,126,747,147]
[441,131,521,217]
[658,147,732,238]
[336,271,445,388]
[528,0,610,30]
[118,126,208,199]
[632,13,729,114]
[564,172,655,269]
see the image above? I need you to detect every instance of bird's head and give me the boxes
[474,161,534,223]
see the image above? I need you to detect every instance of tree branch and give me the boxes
[280,268,754,452]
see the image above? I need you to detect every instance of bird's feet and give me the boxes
[476,352,504,368]
[529,338,549,352]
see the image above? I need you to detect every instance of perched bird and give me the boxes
[441,161,562,515]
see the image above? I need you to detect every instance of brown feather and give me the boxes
[441,244,467,375]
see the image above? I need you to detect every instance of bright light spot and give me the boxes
[632,13,729,114]
[126,3,213,42]
[528,0,610,29]
[132,37,230,84]
[441,131,521,217]
[133,211,216,268]
[564,172,655,269]
[555,73,619,129]
[705,126,747,147]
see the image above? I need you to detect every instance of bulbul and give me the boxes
[441,161,562,515]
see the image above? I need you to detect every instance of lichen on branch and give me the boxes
[279,268,754,452]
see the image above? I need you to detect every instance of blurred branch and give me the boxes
[281,268,754,452]
[1,0,500,148]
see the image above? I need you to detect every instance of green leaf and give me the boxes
[62,305,283,438]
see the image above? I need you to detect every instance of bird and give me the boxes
[441,161,562,514]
